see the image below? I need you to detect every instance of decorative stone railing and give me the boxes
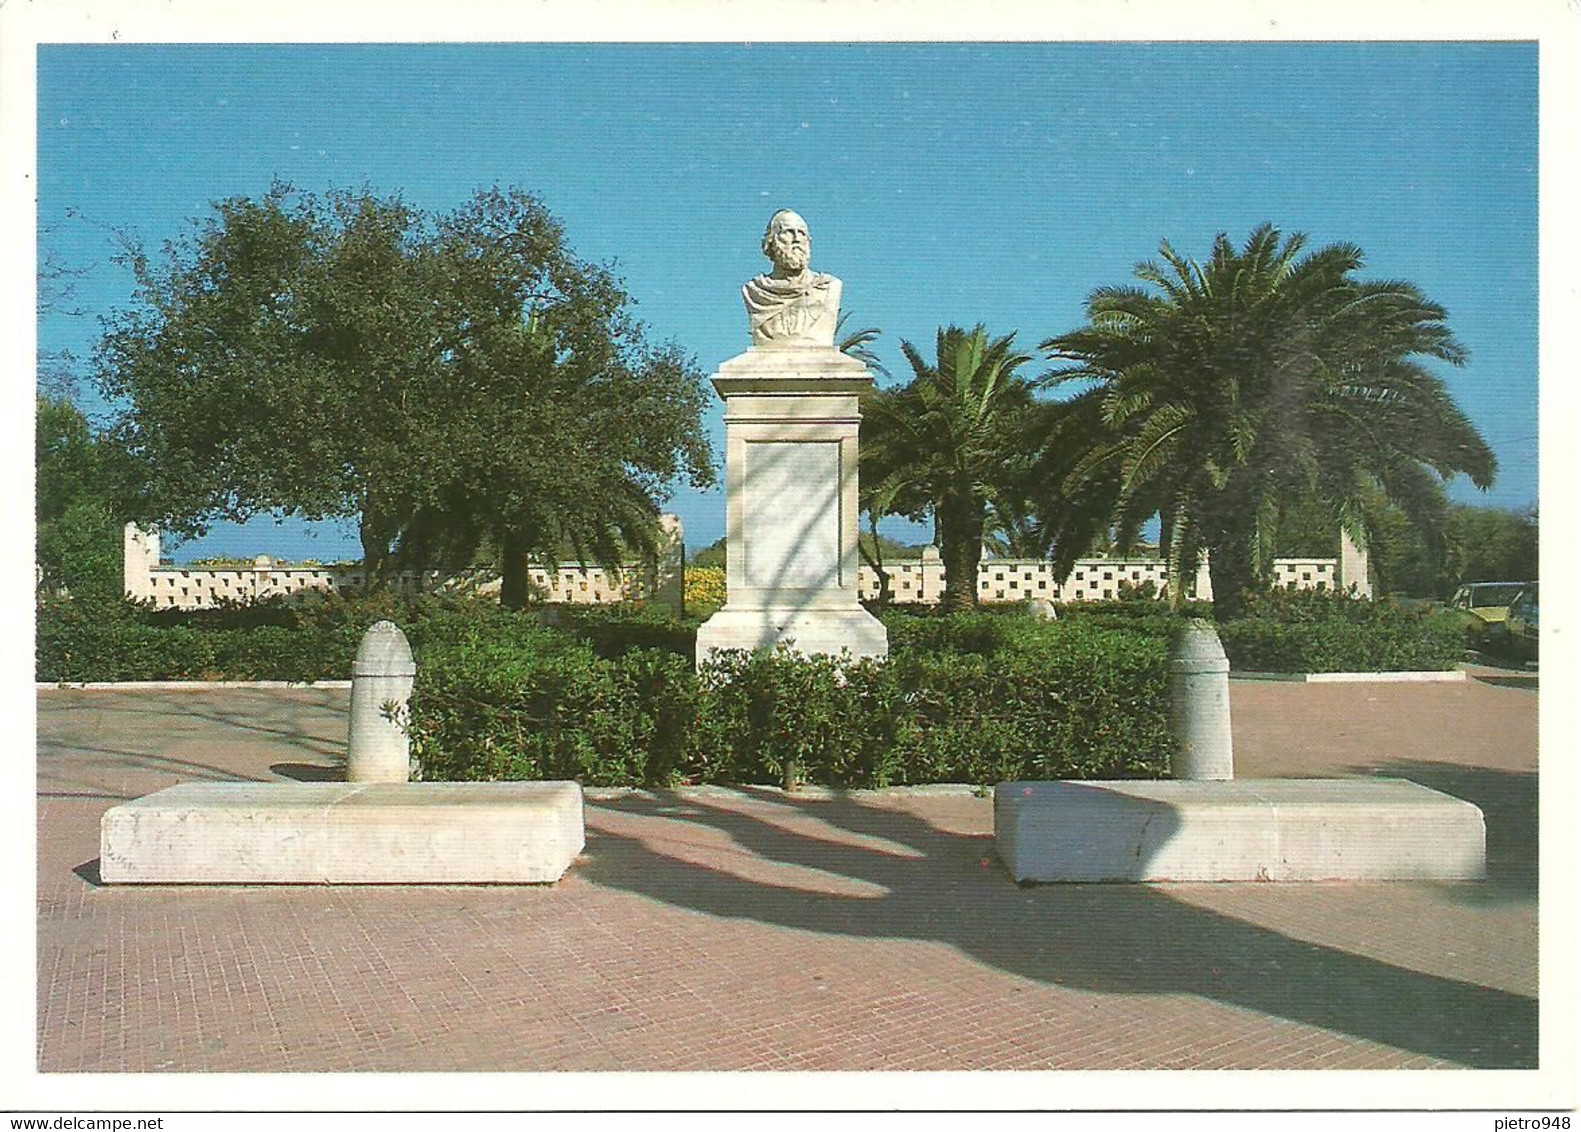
[855,547,1355,605]
[123,521,1365,613]
[122,518,685,612]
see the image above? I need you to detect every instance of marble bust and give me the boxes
[742,209,842,347]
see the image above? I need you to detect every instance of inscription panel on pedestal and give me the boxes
[743,440,841,590]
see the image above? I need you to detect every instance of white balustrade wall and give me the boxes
[124,521,1364,612]
[854,547,1358,605]
[123,518,685,612]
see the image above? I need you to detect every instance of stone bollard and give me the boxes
[1169,618,1234,780]
[1025,597,1058,621]
[347,620,417,783]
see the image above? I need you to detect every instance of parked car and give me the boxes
[1502,583,1539,661]
[1448,581,1530,646]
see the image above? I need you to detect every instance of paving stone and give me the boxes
[35,674,1539,1073]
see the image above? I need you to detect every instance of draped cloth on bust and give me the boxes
[742,271,841,347]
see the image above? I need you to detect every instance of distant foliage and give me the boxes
[35,395,138,606]
[1441,505,1538,592]
[1277,492,1538,599]
[687,538,728,569]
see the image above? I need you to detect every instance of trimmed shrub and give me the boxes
[39,591,1178,786]
[409,632,700,786]
[37,591,466,683]
[1218,588,1463,672]
[37,600,217,682]
[36,603,361,683]
[545,602,699,659]
[407,610,1177,788]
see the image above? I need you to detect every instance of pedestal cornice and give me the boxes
[712,346,874,397]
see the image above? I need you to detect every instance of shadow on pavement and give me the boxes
[39,742,261,785]
[581,776,1537,1069]
[38,790,138,802]
[72,859,103,887]
[38,690,348,789]
[1363,761,1538,903]
[1471,674,1538,691]
[271,762,346,782]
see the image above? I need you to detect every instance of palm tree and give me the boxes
[1039,224,1495,618]
[836,311,890,378]
[860,325,1037,612]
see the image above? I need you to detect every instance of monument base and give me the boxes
[695,605,889,664]
[994,778,1485,883]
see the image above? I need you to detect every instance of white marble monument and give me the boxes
[695,210,889,663]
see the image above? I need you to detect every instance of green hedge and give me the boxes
[1215,589,1463,673]
[34,591,528,684]
[38,584,1460,690]
[408,611,1175,788]
[36,599,365,683]
[36,585,1457,791]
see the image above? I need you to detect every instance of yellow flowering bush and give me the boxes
[685,565,726,616]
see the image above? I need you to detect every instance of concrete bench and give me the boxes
[100,781,584,884]
[995,778,1485,883]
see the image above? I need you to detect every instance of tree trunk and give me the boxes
[1159,507,1184,610]
[860,520,892,606]
[499,528,531,610]
[1207,527,1258,621]
[868,561,892,606]
[359,514,395,590]
[938,494,984,614]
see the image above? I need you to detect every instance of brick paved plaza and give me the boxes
[36,672,1540,1077]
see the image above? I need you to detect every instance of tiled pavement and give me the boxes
[35,673,1539,1073]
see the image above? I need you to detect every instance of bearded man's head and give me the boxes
[762,210,812,275]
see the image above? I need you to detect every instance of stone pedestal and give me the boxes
[695,346,888,663]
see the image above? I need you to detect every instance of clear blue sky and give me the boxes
[37,41,1538,562]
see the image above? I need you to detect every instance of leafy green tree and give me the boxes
[36,395,139,605]
[94,183,714,602]
[860,325,1037,612]
[1444,504,1538,590]
[1368,500,1536,598]
[1040,224,1496,618]
[688,536,728,570]
[1280,487,1537,599]
[390,189,715,605]
[38,227,88,400]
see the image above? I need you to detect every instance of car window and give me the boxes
[1470,584,1526,606]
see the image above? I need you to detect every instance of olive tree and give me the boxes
[95,183,714,600]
